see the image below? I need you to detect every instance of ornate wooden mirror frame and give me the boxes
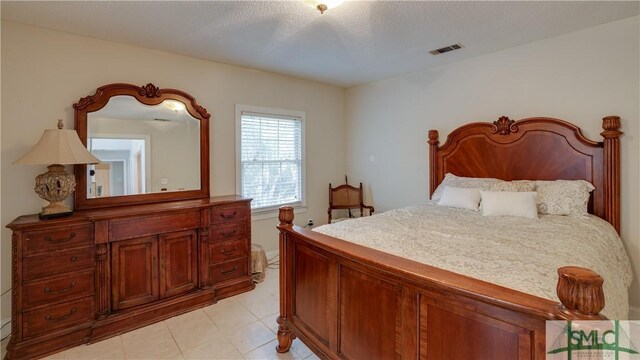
[73,83,210,210]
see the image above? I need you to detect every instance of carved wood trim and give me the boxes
[490,116,519,135]
[276,206,295,353]
[11,232,20,342]
[199,226,211,289]
[556,266,605,319]
[73,83,210,210]
[427,130,439,196]
[95,243,110,319]
[601,116,622,233]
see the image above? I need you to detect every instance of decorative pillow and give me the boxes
[480,191,538,219]
[431,173,502,202]
[535,180,595,216]
[489,180,536,192]
[437,186,482,211]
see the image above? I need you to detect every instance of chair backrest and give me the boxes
[329,183,363,209]
[328,182,374,223]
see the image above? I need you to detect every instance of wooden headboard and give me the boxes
[428,116,622,232]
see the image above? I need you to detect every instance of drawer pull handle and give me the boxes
[220,229,236,237]
[220,266,237,275]
[44,232,76,244]
[45,281,76,295]
[70,256,78,262]
[44,307,77,322]
[220,247,237,256]
[220,211,237,219]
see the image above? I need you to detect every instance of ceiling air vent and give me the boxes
[430,43,463,55]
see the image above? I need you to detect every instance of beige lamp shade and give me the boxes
[14,121,100,165]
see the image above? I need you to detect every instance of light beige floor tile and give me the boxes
[121,321,172,348]
[65,336,125,360]
[240,294,279,319]
[227,321,276,354]
[121,322,182,360]
[244,340,304,360]
[165,309,210,330]
[167,314,221,352]
[182,337,244,360]
[40,349,70,360]
[123,334,182,360]
[236,283,273,301]
[204,301,258,333]
[304,353,321,360]
[259,313,279,335]
[290,339,312,359]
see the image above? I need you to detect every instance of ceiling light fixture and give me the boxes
[304,0,345,14]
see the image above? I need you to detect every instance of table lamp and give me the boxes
[14,119,101,219]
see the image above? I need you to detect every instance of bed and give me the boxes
[275,116,626,359]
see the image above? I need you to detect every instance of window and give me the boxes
[236,105,305,213]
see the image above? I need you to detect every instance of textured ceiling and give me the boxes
[2,1,638,87]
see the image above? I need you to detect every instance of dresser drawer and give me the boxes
[23,297,93,339]
[210,222,247,242]
[24,270,94,309]
[24,224,93,255]
[109,211,200,241]
[211,205,248,225]
[210,239,249,264]
[211,258,249,283]
[24,247,94,281]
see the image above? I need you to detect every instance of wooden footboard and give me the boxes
[275,207,606,360]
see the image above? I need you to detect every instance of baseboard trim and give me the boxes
[629,305,640,320]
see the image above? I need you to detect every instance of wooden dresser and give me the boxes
[6,196,254,359]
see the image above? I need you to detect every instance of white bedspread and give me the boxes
[314,203,632,319]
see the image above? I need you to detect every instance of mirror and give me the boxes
[74,83,210,210]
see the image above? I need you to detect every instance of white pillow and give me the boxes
[437,186,482,211]
[431,173,502,202]
[480,191,538,219]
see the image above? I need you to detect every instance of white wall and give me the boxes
[0,21,346,326]
[346,16,640,318]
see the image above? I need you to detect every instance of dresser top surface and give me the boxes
[7,195,251,229]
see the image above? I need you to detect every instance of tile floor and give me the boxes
[0,269,319,360]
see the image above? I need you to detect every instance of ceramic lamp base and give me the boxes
[34,164,76,219]
[39,201,73,219]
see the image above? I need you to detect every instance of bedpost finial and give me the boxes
[491,116,518,135]
[279,206,295,227]
[428,130,439,145]
[556,266,605,317]
[601,116,622,139]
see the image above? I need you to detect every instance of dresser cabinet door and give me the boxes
[159,230,198,298]
[111,236,159,310]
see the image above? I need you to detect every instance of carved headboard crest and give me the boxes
[139,83,161,98]
[490,116,518,135]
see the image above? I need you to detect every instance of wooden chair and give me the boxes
[328,182,374,223]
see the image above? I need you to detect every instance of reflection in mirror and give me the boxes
[87,95,200,198]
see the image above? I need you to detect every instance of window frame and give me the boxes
[235,104,307,218]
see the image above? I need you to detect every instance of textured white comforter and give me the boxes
[314,203,632,319]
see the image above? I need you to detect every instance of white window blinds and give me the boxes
[239,111,304,211]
